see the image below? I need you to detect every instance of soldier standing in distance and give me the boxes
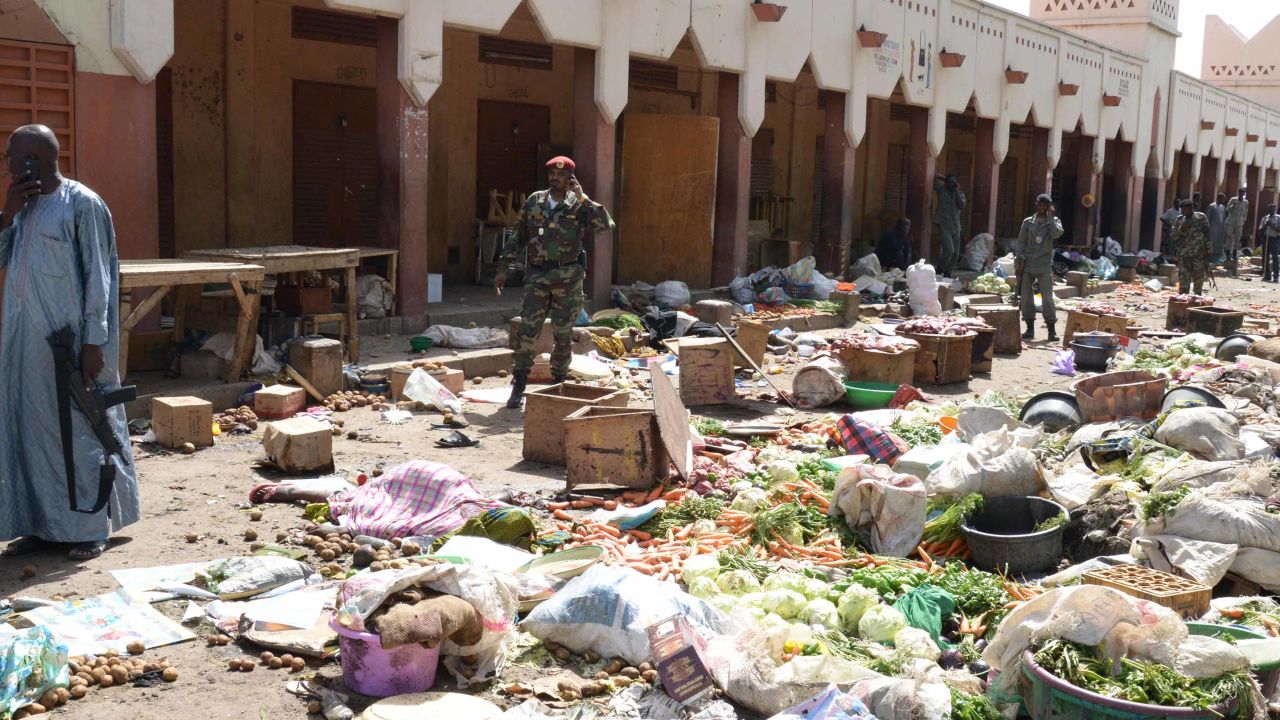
[1224,187,1249,277]
[1015,193,1064,342]
[1172,199,1211,295]
[496,156,615,409]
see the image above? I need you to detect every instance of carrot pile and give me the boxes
[916,538,971,561]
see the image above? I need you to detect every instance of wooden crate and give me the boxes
[1082,564,1210,619]
[676,338,737,406]
[838,346,917,386]
[523,383,630,466]
[735,320,769,368]
[1188,306,1246,337]
[970,327,995,373]
[563,406,665,490]
[966,304,1021,353]
[1166,298,1213,330]
[1064,311,1130,347]
[898,331,975,385]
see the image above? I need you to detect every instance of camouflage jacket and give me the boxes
[1172,212,1210,259]
[501,190,615,282]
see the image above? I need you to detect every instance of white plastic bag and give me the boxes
[730,276,754,304]
[403,367,463,415]
[1229,547,1280,593]
[1153,407,1243,461]
[424,325,509,349]
[792,356,848,409]
[1141,492,1280,554]
[655,281,691,308]
[961,233,995,272]
[828,464,926,558]
[848,677,951,720]
[906,261,942,316]
[926,427,1045,498]
[812,273,838,300]
[197,557,316,600]
[200,332,281,375]
[1129,536,1239,587]
[783,256,818,285]
[521,564,725,665]
[851,253,882,280]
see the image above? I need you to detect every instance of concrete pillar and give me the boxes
[971,118,999,237]
[1073,139,1099,245]
[816,90,855,274]
[905,105,936,262]
[1029,127,1053,199]
[1247,164,1264,249]
[712,73,750,286]
[572,48,617,309]
[1143,176,1166,252]
[225,0,256,246]
[377,17,429,330]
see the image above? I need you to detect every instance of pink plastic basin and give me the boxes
[330,618,440,698]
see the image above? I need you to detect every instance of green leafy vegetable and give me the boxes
[889,417,943,447]
[1141,486,1190,521]
[693,417,726,437]
[718,546,774,582]
[931,562,1012,617]
[949,689,1004,720]
[593,312,644,331]
[639,496,724,536]
[922,494,984,544]
[1034,513,1067,532]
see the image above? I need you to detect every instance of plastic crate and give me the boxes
[1082,564,1210,619]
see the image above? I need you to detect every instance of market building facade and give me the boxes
[3,0,1279,326]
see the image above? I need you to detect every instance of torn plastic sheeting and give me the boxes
[1129,535,1238,587]
[0,626,68,719]
[766,685,876,720]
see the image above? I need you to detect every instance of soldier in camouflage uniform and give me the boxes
[495,156,615,408]
[1172,198,1211,295]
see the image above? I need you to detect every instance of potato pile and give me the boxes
[411,359,446,371]
[322,390,390,413]
[301,532,429,576]
[226,651,305,673]
[25,647,179,716]
[215,406,258,432]
[530,648,659,701]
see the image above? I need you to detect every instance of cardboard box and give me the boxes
[151,396,213,449]
[647,616,715,706]
[127,331,173,372]
[254,384,306,419]
[262,417,333,474]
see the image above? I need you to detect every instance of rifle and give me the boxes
[47,325,136,514]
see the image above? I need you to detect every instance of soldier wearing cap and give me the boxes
[1171,198,1210,295]
[1224,187,1249,277]
[496,156,615,408]
[1015,193,1064,341]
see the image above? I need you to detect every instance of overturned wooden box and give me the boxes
[564,406,665,490]
[523,383,630,466]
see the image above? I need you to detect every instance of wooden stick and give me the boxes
[285,363,326,402]
[121,285,173,331]
[715,322,795,408]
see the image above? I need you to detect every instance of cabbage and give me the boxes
[739,591,766,609]
[730,487,768,513]
[800,598,839,629]
[858,604,908,642]
[730,480,756,494]
[717,569,762,596]
[761,589,808,619]
[691,518,718,535]
[802,578,831,601]
[764,460,799,485]
[681,553,720,585]
[707,595,738,615]
[686,576,719,599]
[837,585,880,632]
[763,571,809,595]
[893,627,940,661]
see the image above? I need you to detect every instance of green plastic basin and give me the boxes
[843,381,899,409]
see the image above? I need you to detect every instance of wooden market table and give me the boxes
[118,259,266,382]
[183,245,362,361]
[357,246,399,314]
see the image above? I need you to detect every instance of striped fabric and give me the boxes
[327,461,503,541]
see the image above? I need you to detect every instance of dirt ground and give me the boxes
[4,273,1279,718]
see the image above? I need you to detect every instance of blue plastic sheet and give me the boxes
[0,626,69,717]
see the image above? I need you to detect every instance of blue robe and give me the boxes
[0,180,139,542]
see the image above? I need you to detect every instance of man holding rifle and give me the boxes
[0,124,139,561]
[1015,193,1064,342]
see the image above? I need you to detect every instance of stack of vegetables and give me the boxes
[1074,301,1127,317]
[969,273,1011,295]
[897,316,990,336]
[829,333,920,353]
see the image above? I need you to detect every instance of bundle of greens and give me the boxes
[949,689,1004,720]
[1033,513,1067,532]
[638,496,724,537]
[693,417,726,437]
[1140,485,1190,521]
[922,494,984,544]
[931,562,1011,617]
[593,312,644,331]
[1032,638,1254,714]
[718,546,773,582]
[889,417,943,447]
[750,501,829,546]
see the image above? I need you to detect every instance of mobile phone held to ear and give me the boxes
[20,156,38,184]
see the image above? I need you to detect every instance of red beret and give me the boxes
[546,156,575,171]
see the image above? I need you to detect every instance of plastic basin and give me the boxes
[1186,623,1280,698]
[1018,391,1084,433]
[961,496,1067,575]
[1071,342,1120,372]
[1021,650,1236,719]
[330,618,441,698]
[843,381,899,409]
[410,336,434,352]
[1116,253,1140,268]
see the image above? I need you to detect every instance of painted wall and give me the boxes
[2,0,68,44]
[1202,15,1280,113]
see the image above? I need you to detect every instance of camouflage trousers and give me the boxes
[1178,256,1207,295]
[511,267,585,377]
[935,223,961,275]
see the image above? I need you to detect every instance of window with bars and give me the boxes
[630,59,679,92]
[0,38,75,186]
[885,144,908,214]
[292,6,376,47]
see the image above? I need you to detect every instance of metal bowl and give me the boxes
[1018,391,1084,433]
[1161,385,1226,412]
[1216,333,1255,362]
[1071,342,1121,372]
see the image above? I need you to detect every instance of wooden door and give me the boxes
[618,114,719,286]
[292,81,377,247]
[476,100,551,218]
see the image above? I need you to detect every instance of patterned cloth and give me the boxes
[836,415,907,464]
[327,461,504,541]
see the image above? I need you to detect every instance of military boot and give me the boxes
[506,373,529,409]
[1047,323,1059,342]
[551,373,568,385]
[1022,319,1035,340]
